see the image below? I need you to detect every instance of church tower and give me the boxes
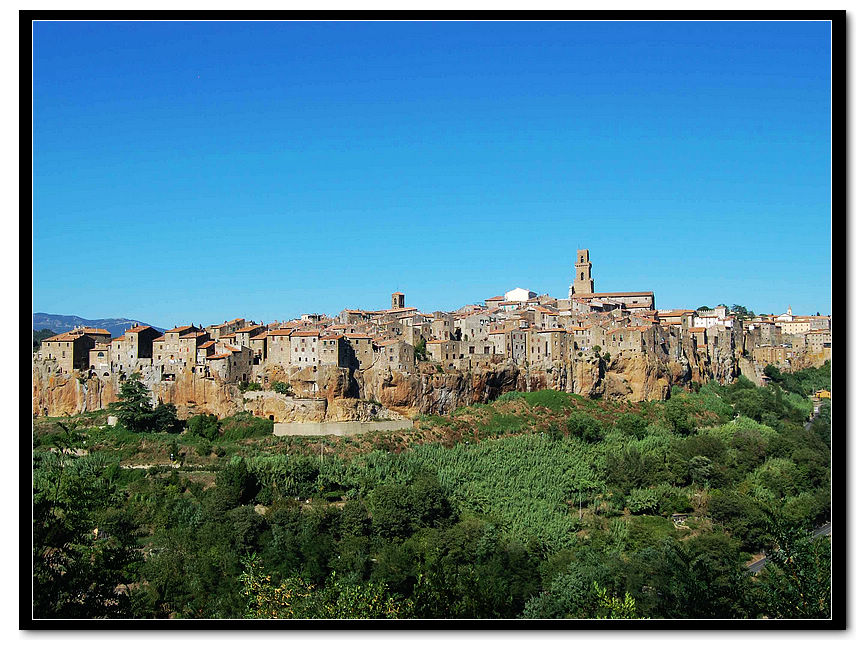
[571,249,594,296]
[392,291,405,309]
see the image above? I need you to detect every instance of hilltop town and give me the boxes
[33,249,831,421]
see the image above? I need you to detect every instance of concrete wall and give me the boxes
[273,419,413,436]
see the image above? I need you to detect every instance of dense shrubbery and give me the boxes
[111,377,181,433]
[33,367,831,620]
[764,361,831,398]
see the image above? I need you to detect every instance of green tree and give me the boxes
[151,401,181,433]
[763,364,784,383]
[730,305,755,320]
[413,338,428,362]
[111,375,154,432]
[566,412,603,443]
[756,525,831,618]
[240,556,410,619]
[33,447,139,618]
[616,413,648,439]
[271,381,291,395]
[688,456,714,487]
[188,414,221,441]
[593,582,639,619]
[664,397,695,436]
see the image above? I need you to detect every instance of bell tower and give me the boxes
[391,292,405,309]
[571,248,594,296]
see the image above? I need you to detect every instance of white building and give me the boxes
[504,287,537,302]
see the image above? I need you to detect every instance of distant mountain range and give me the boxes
[32,313,165,338]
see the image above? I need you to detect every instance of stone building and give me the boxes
[461,312,492,341]
[805,329,831,353]
[508,329,528,363]
[249,331,268,363]
[233,324,265,349]
[110,325,162,372]
[570,248,594,296]
[89,344,111,375]
[431,315,455,341]
[265,329,295,368]
[320,334,351,367]
[290,330,321,368]
[426,339,460,368]
[40,329,103,374]
[345,333,374,369]
[528,329,568,365]
[153,325,199,364]
[375,338,416,372]
[204,345,254,383]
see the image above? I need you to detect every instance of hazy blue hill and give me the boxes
[32,313,165,338]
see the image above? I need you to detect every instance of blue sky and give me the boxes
[32,20,832,327]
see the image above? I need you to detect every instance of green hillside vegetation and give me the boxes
[32,370,831,620]
[32,328,56,351]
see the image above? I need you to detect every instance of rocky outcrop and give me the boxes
[32,345,830,421]
[32,369,119,417]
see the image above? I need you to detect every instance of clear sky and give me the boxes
[32,20,832,328]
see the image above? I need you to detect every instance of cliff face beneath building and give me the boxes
[30,348,823,422]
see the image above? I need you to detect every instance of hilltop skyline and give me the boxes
[33,21,832,325]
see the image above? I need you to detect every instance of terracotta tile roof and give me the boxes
[44,332,85,342]
[199,341,216,349]
[688,327,706,333]
[235,325,261,333]
[345,333,373,339]
[486,296,505,301]
[425,339,452,345]
[167,325,197,333]
[80,328,111,335]
[536,328,566,334]
[152,335,166,342]
[377,339,402,347]
[180,331,206,339]
[320,334,344,341]
[223,345,241,352]
[267,329,294,336]
[583,291,654,298]
[290,330,320,337]
[111,336,125,342]
[250,332,269,340]
[206,353,231,360]
[126,325,156,334]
